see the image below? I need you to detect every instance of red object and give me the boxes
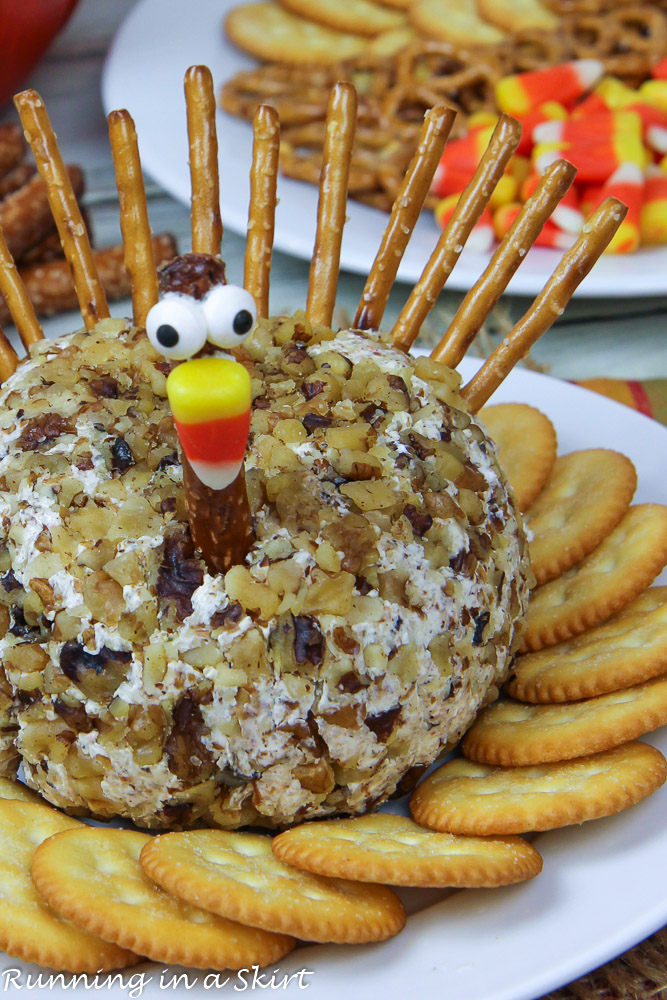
[173,410,251,465]
[652,56,667,81]
[431,127,494,197]
[0,1,79,108]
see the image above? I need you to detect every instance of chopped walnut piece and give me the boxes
[18,413,74,451]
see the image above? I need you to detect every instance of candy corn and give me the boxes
[495,59,603,116]
[652,56,667,81]
[431,126,496,198]
[640,165,667,245]
[433,58,667,254]
[533,111,646,182]
[435,195,494,252]
[638,80,667,113]
[588,163,644,254]
[516,101,567,155]
[167,356,251,490]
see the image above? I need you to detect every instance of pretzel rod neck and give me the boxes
[244,105,280,319]
[354,106,456,332]
[14,90,110,332]
[431,159,577,368]
[306,82,357,327]
[108,110,158,330]
[185,65,223,258]
[391,115,522,354]
[0,224,43,350]
[462,197,628,413]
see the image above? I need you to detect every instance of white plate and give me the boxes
[13,351,667,1000]
[101,0,667,299]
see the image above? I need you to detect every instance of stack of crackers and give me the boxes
[225,0,559,65]
[0,402,664,975]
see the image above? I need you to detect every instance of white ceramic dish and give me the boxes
[7,350,667,999]
[101,0,667,299]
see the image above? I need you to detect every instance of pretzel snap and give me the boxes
[462,197,628,412]
[185,65,223,257]
[13,90,109,331]
[354,105,455,331]
[244,105,280,319]
[306,82,357,327]
[108,110,158,329]
[392,114,521,353]
[432,158,577,367]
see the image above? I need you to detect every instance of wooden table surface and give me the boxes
[1,0,666,381]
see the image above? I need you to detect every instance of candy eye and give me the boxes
[202,284,257,349]
[146,296,208,360]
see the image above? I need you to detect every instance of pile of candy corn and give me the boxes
[432,57,667,254]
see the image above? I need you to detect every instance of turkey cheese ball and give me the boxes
[0,313,530,828]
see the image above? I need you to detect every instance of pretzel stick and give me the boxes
[0,235,177,326]
[306,82,357,327]
[0,166,83,262]
[14,90,108,330]
[244,105,279,319]
[431,159,577,367]
[462,198,627,413]
[0,124,25,179]
[185,65,223,257]
[391,115,522,353]
[354,105,456,332]
[108,110,158,329]
[0,226,43,348]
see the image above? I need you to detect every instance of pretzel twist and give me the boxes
[14,90,109,331]
[0,124,25,179]
[355,105,456,331]
[0,234,177,327]
[244,105,280,319]
[108,110,158,329]
[306,82,357,327]
[185,65,223,257]
[462,197,628,413]
[431,159,577,367]
[0,225,43,350]
[392,114,522,353]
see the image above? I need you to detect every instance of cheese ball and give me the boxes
[0,314,530,828]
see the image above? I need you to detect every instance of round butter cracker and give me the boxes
[31,827,294,970]
[463,676,667,766]
[526,449,636,586]
[523,504,667,652]
[410,0,506,48]
[225,3,368,64]
[0,800,136,972]
[272,813,542,887]
[278,0,406,37]
[479,403,557,512]
[140,828,406,944]
[509,587,667,703]
[410,743,667,834]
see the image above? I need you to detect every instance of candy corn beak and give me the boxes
[167,356,251,491]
